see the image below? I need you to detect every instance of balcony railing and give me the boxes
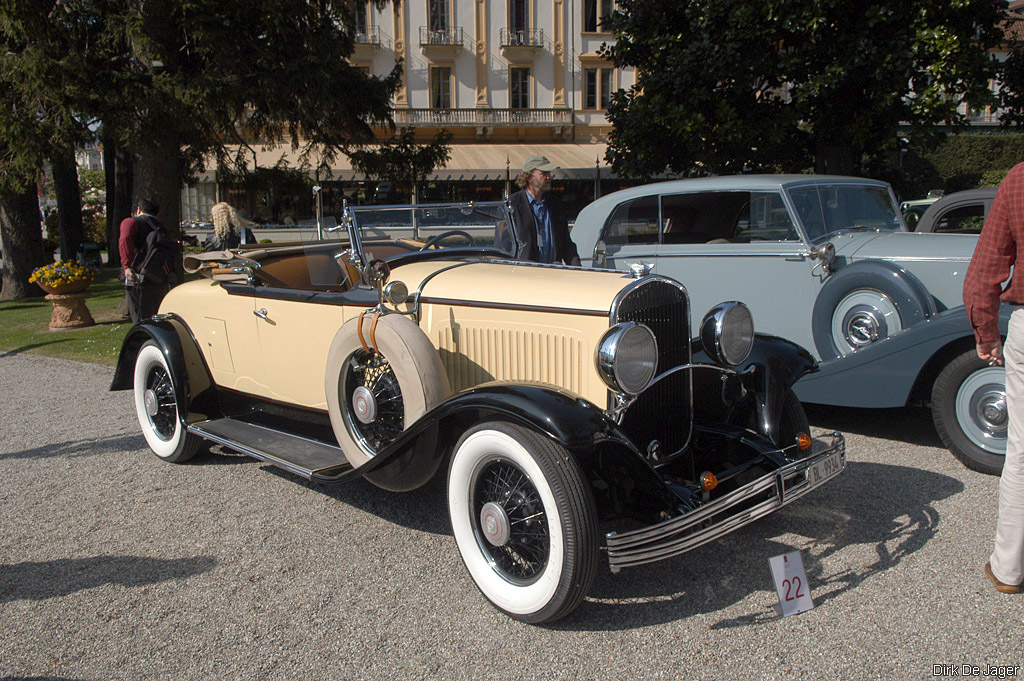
[499,28,544,47]
[355,26,381,45]
[419,27,464,46]
[391,108,574,127]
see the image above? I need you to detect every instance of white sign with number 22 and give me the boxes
[769,550,814,617]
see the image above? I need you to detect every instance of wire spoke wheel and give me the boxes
[145,364,178,440]
[473,458,550,584]
[343,349,405,452]
[132,341,200,463]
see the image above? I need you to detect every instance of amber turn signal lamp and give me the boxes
[797,433,812,451]
[700,471,718,491]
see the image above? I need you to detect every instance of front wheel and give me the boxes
[133,341,201,463]
[447,422,598,624]
[932,349,1007,475]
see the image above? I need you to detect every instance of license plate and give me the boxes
[806,449,843,487]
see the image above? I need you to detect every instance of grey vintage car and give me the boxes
[914,187,997,234]
[573,175,1010,475]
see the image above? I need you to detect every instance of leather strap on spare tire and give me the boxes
[324,313,451,469]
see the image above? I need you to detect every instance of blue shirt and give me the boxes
[529,195,555,263]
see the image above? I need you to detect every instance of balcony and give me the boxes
[352,26,382,60]
[391,108,574,138]
[419,27,464,59]
[499,28,544,60]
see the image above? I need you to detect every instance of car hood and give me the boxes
[394,259,645,315]
[828,230,978,262]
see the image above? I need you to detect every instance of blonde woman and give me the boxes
[204,202,256,251]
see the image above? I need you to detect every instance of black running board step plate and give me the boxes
[188,418,353,480]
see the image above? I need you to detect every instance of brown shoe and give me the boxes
[985,562,1021,594]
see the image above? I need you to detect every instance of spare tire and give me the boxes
[324,313,451,489]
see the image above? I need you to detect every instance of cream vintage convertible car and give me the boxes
[111,201,845,623]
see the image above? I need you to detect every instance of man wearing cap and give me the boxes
[509,154,582,266]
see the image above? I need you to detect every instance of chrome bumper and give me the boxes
[605,432,846,572]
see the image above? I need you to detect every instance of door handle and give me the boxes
[254,308,269,320]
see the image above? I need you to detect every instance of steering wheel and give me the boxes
[419,230,476,251]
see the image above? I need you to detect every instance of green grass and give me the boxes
[0,269,133,366]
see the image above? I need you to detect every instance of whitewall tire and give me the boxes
[447,422,598,623]
[133,341,200,463]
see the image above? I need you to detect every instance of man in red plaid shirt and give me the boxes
[964,162,1024,594]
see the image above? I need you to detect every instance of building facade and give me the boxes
[184,0,635,224]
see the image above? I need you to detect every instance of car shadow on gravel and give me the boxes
[805,403,943,448]
[550,460,963,631]
[0,434,147,461]
[0,555,217,604]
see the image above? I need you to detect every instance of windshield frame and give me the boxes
[783,181,907,244]
[344,200,521,265]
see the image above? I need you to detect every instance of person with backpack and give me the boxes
[204,202,257,252]
[119,197,179,323]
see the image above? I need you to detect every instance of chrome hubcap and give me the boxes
[842,305,886,348]
[351,385,377,424]
[144,389,160,417]
[976,391,1007,431]
[480,501,511,547]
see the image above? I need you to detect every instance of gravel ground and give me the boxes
[1,352,1022,681]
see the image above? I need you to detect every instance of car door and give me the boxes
[652,190,820,349]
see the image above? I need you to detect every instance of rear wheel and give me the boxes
[447,422,598,624]
[932,349,1006,475]
[133,341,200,462]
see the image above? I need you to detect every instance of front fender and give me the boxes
[110,315,217,421]
[693,333,817,444]
[795,304,1012,408]
[359,383,681,517]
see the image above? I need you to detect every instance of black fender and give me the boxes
[109,315,218,422]
[812,260,937,360]
[796,304,1013,408]
[356,382,681,517]
[692,333,817,446]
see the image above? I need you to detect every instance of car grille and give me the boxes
[613,278,692,457]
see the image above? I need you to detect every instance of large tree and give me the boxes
[603,0,1005,179]
[1,0,399,297]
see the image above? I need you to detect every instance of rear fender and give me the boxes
[110,315,218,421]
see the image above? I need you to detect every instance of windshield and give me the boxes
[787,184,904,241]
[347,202,518,259]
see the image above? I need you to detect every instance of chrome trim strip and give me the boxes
[416,295,609,317]
[605,432,846,571]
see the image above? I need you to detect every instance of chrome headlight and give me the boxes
[596,322,658,395]
[701,302,754,367]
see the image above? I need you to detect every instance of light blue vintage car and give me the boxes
[573,175,1010,475]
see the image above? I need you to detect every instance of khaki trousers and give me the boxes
[991,308,1024,585]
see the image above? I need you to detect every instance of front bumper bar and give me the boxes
[605,431,846,572]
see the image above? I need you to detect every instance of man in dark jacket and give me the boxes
[509,155,581,266]
[118,197,168,322]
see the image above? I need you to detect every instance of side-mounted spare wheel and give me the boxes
[812,262,934,359]
[447,421,599,624]
[932,349,1007,476]
[324,313,451,491]
[133,341,201,463]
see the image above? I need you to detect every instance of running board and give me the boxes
[187,418,358,483]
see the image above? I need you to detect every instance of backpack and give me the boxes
[131,216,182,284]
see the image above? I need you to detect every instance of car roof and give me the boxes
[579,174,892,218]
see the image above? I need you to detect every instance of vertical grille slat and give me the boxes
[614,279,692,457]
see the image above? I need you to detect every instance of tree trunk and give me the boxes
[815,141,859,176]
[52,148,84,262]
[103,133,119,268]
[133,127,180,236]
[110,142,134,270]
[0,182,45,300]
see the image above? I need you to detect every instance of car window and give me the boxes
[735,192,798,241]
[934,204,985,234]
[660,191,797,244]
[602,196,659,245]
[788,184,902,241]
